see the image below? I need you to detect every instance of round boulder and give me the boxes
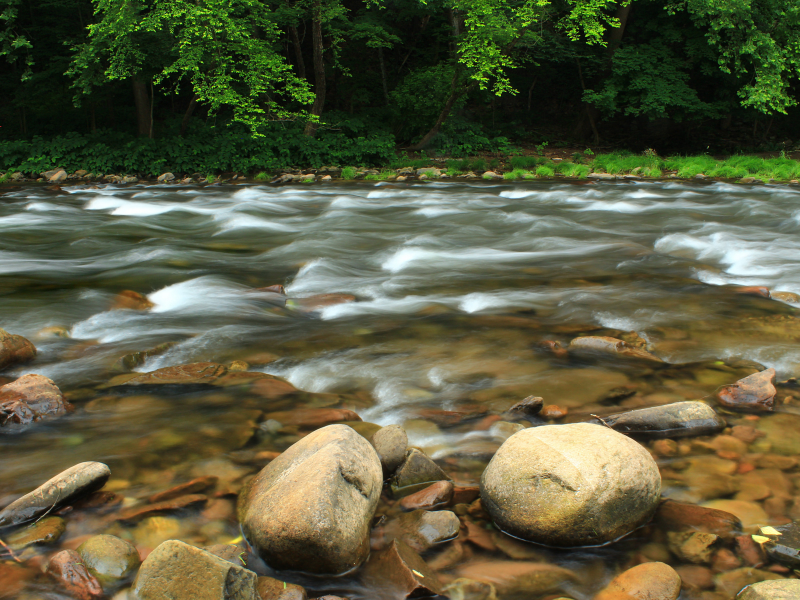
[77,534,140,588]
[238,424,382,575]
[480,423,661,547]
[737,579,800,599]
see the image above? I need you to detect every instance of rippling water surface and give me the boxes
[2,180,800,598]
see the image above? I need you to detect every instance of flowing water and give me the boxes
[2,180,800,599]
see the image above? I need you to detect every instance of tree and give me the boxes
[70,0,315,136]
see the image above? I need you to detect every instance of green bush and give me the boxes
[503,168,534,180]
[341,166,358,179]
[254,171,269,181]
[535,165,555,177]
[509,155,543,170]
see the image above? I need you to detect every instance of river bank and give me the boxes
[4,153,800,186]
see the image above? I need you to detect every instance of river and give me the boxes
[2,180,800,598]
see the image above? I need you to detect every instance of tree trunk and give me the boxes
[378,47,390,106]
[180,95,199,136]
[289,25,306,80]
[303,0,325,137]
[607,3,632,56]
[409,74,476,150]
[132,77,151,137]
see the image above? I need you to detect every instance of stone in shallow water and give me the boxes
[392,448,451,493]
[0,329,36,371]
[756,414,800,454]
[655,499,743,541]
[598,401,726,439]
[399,481,454,511]
[455,561,579,598]
[0,461,110,528]
[702,500,769,533]
[757,521,800,569]
[480,423,661,547]
[383,509,460,553]
[0,373,70,432]
[717,369,776,412]
[256,576,307,600]
[595,562,680,600]
[77,534,141,588]
[370,424,408,476]
[361,539,442,599]
[47,549,104,600]
[238,424,382,575]
[6,516,66,550]
[133,540,258,600]
[737,579,800,600]
[502,395,543,420]
[715,568,784,598]
[569,335,663,362]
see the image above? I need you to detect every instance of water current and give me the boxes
[2,180,800,599]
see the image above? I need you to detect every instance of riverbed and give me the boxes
[2,180,800,599]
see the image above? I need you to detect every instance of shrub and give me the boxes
[341,166,358,179]
[254,171,269,181]
[535,165,555,177]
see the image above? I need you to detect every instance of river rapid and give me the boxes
[2,179,800,598]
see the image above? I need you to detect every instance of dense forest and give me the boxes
[1,0,800,173]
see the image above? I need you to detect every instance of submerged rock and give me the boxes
[757,521,800,569]
[77,534,140,588]
[399,481,454,511]
[595,562,680,600]
[597,401,726,438]
[263,408,361,429]
[0,373,70,432]
[655,499,743,541]
[238,424,382,575]
[6,516,66,550]
[47,549,104,600]
[383,509,460,552]
[737,579,800,599]
[0,461,110,528]
[480,423,661,547]
[114,362,227,386]
[569,335,663,362]
[0,329,36,371]
[717,368,776,412]
[455,561,579,598]
[361,539,442,599]
[256,576,307,600]
[133,540,258,600]
[502,395,543,420]
[370,424,408,476]
[110,290,154,311]
[392,448,451,493]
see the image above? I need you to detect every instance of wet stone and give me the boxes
[399,481,454,511]
[263,408,361,429]
[110,290,154,311]
[116,493,208,523]
[133,540,258,600]
[112,362,228,386]
[0,562,35,599]
[442,578,497,600]
[598,401,726,439]
[714,568,783,598]
[0,461,110,528]
[0,329,36,371]
[455,561,579,598]
[77,534,141,588]
[361,539,442,599]
[391,448,451,493]
[148,476,218,503]
[0,373,70,432]
[370,424,409,477]
[6,516,66,550]
[737,579,800,599]
[667,530,719,564]
[384,509,460,553]
[655,500,743,541]
[595,562,681,600]
[757,521,800,569]
[256,576,307,600]
[717,369,776,412]
[569,335,663,362]
[47,549,104,600]
[702,500,769,532]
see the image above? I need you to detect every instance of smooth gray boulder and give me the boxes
[237,424,382,575]
[133,540,257,600]
[0,462,110,528]
[480,423,661,547]
[737,580,800,600]
[597,401,726,438]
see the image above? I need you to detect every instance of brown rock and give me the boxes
[667,530,719,564]
[287,294,356,312]
[263,408,361,428]
[504,396,544,419]
[392,448,451,492]
[735,535,766,567]
[383,509,460,552]
[361,539,442,598]
[110,290,154,311]
[250,377,298,398]
[655,500,743,541]
[256,576,307,600]
[569,336,663,362]
[116,494,207,523]
[0,461,110,528]
[253,284,286,295]
[148,476,218,503]
[451,486,481,506]
[463,519,497,551]
[370,424,408,476]
[399,481,454,511]
[118,362,227,386]
[737,580,800,599]
[598,562,681,600]
[0,329,36,371]
[713,567,782,598]
[6,515,66,550]
[0,373,70,432]
[47,549,104,600]
[238,424,382,575]
[717,369,776,412]
[0,562,35,599]
[540,404,568,419]
[711,548,741,572]
[676,565,714,590]
[736,286,771,298]
[456,560,579,597]
[540,340,568,357]
[731,425,762,444]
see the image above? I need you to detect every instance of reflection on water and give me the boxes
[2,180,800,598]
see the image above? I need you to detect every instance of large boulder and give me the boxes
[0,374,70,432]
[133,540,258,600]
[480,423,661,547]
[0,329,36,371]
[237,424,382,575]
[0,462,110,528]
[737,579,800,599]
